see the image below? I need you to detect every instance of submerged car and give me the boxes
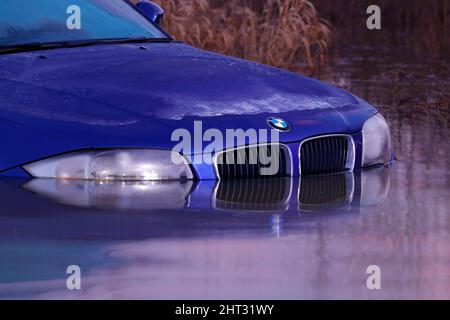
[0,0,392,181]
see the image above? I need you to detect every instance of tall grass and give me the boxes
[132,0,448,70]
[145,0,332,72]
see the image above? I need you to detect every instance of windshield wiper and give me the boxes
[0,37,175,54]
[62,37,175,48]
[0,42,69,54]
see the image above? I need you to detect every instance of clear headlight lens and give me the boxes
[362,113,392,167]
[23,149,194,181]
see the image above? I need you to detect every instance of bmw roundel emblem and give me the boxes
[267,117,291,132]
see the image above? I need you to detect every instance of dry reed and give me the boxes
[139,0,332,72]
[131,0,449,71]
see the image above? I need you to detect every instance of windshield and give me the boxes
[0,0,167,47]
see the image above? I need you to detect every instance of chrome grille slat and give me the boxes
[334,138,339,172]
[215,144,290,180]
[300,136,351,175]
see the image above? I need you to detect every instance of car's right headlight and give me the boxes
[362,113,392,167]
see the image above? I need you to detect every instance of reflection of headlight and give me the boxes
[362,113,392,167]
[23,149,194,181]
[360,166,390,206]
[23,179,195,210]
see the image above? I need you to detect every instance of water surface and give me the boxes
[0,46,449,299]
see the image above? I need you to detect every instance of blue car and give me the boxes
[0,0,392,181]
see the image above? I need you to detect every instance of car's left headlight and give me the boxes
[23,149,194,181]
[362,113,392,167]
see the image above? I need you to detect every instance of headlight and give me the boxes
[362,113,392,167]
[23,149,194,181]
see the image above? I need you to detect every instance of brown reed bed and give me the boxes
[145,0,332,73]
[132,0,448,72]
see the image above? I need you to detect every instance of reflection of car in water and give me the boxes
[298,173,355,213]
[19,166,390,214]
[213,178,293,213]
[0,167,390,296]
[24,179,195,210]
[213,166,390,215]
[298,166,390,213]
[0,0,392,182]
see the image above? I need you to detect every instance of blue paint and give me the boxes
[0,42,377,178]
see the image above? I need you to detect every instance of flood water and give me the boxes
[0,46,448,300]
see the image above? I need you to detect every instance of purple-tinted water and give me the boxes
[0,46,448,299]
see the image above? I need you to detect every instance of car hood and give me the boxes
[0,43,376,171]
